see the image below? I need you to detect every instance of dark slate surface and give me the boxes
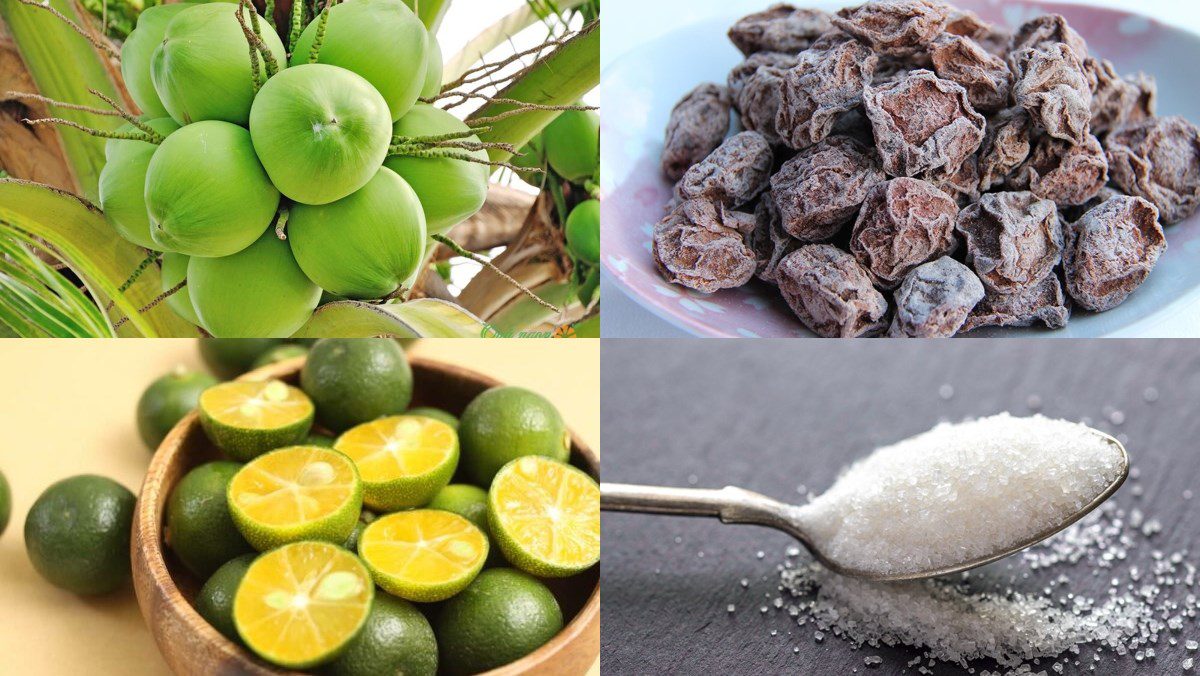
[600,340,1200,675]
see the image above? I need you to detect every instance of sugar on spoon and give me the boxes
[601,414,1128,582]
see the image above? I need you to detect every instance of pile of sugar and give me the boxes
[795,414,1125,575]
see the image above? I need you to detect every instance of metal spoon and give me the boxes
[601,429,1128,582]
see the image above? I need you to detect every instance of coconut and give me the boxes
[188,229,321,338]
[509,134,547,185]
[421,30,443,99]
[150,3,287,125]
[288,166,426,299]
[383,104,488,234]
[145,120,280,257]
[290,0,428,121]
[565,199,600,265]
[120,4,191,118]
[542,108,600,182]
[248,63,392,205]
[98,117,181,250]
[160,252,199,326]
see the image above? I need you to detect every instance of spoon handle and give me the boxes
[600,482,797,531]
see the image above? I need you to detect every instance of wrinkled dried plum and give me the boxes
[929,35,1012,113]
[960,273,1070,332]
[776,244,890,337]
[1011,44,1092,144]
[831,0,952,57]
[770,135,887,241]
[1085,58,1156,135]
[1105,116,1200,224]
[736,66,789,145]
[1011,133,1108,207]
[662,84,732,181]
[978,107,1033,191]
[652,199,757,293]
[888,256,984,337]
[930,154,980,206]
[944,8,989,40]
[863,69,986,178]
[728,52,800,103]
[748,191,800,284]
[776,40,879,149]
[728,4,833,56]
[677,131,774,207]
[1008,14,1088,67]
[956,191,1062,294]
[849,177,959,287]
[1063,196,1166,312]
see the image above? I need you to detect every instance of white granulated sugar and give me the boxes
[795,414,1125,576]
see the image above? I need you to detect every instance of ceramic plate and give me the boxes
[600,0,1200,337]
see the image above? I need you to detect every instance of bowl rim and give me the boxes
[132,355,600,676]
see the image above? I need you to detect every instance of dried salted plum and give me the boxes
[1011,133,1108,207]
[960,273,1070,332]
[1085,58,1156,135]
[1105,116,1200,224]
[888,256,984,337]
[929,35,1012,113]
[978,107,1032,191]
[736,66,789,145]
[1063,196,1166,312]
[728,5,833,56]
[1011,44,1092,145]
[863,69,986,178]
[1008,14,1088,67]
[748,191,799,284]
[776,40,879,149]
[956,191,1062,294]
[930,154,980,206]
[662,83,732,181]
[776,244,890,337]
[770,135,887,241]
[831,0,952,57]
[728,52,800,103]
[677,131,774,207]
[944,8,989,40]
[849,177,959,287]
[652,199,756,293]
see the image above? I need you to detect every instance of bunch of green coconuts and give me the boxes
[100,0,490,337]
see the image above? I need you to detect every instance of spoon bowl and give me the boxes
[601,428,1128,582]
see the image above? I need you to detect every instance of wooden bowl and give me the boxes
[131,357,600,675]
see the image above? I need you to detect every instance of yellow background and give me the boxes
[0,339,599,675]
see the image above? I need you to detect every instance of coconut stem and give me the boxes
[103,251,162,312]
[435,33,572,97]
[87,88,164,142]
[5,91,122,117]
[13,0,120,61]
[431,234,560,314]
[111,279,186,329]
[307,1,335,64]
[244,0,279,77]
[22,117,157,142]
[274,206,291,241]
[236,2,265,92]
[287,0,305,53]
[386,146,531,172]
[265,0,275,24]
[467,101,596,127]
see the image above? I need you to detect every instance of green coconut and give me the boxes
[421,30,442,99]
[565,199,600,265]
[161,252,200,326]
[150,3,287,125]
[188,229,321,338]
[383,104,488,234]
[288,167,426,299]
[145,120,280,257]
[290,0,428,122]
[120,4,191,118]
[542,108,600,182]
[509,134,546,185]
[98,117,181,250]
[248,63,392,206]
